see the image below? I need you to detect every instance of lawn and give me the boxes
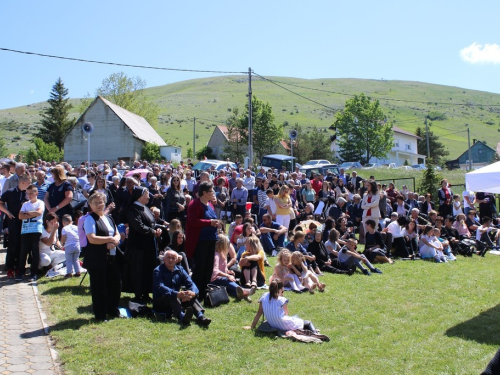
[37,253,500,375]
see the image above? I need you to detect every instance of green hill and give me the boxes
[2,76,500,160]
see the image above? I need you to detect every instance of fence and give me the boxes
[377,177,416,194]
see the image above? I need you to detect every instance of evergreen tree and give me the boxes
[419,160,442,203]
[415,127,449,165]
[36,78,74,151]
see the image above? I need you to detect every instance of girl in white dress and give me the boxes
[250,279,318,332]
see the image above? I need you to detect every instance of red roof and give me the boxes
[280,140,291,151]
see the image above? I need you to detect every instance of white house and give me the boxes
[332,126,425,166]
[63,96,166,165]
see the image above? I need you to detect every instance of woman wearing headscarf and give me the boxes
[122,187,162,303]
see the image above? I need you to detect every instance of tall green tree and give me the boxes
[239,96,283,164]
[222,107,247,162]
[36,78,74,151]
[308,126,334,161]
[92,72,160,128]
[415,127,449,165]
[334,93,392,164]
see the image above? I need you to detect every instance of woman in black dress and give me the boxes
[122,187,162,303]
[166,175,187,225]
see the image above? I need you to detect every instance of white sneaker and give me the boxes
[271,250,277,257]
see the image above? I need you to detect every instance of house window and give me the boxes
[478,149,483,154]
[394,140,399,147]
[175,149,178,153]
[405,144,411,151]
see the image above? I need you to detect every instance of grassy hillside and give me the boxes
[2,76,500,160]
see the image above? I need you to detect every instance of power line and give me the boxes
[0,47,247,74]
[252,72,336,111]
[253,75,500,107]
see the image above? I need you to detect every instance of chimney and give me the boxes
[473,139,477,144]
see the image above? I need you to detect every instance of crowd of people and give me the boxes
[1,157,496,330]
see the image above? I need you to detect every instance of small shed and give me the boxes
[160,145,182,163]
[446,140,496,170]
[63,96,166,165]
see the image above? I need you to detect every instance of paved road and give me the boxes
[0,247,60,375]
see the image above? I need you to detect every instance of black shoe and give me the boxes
[197,315,212,327]
[362,269,372,276]
[372,268,383,274]
[30,274,37,281]
[346,268,355,276]
[15,273,23,281]
[181,307,193,326]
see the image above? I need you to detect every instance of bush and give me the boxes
[141,142,161,162]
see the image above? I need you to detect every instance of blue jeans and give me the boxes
[260,232,285,254]
[211,277,238,297]
[340,254,375,272]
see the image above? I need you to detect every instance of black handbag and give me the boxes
[204,284,230,307]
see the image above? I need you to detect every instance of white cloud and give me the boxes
[29,90,34,95]
[460,42,500,64]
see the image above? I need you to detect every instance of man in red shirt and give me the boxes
[311,173,323,195]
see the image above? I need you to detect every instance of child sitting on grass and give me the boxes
[250,279,319,333]
[239,236,266,288]
[61,214,82,278]
[269,249,307,293]
[290,251,325,293]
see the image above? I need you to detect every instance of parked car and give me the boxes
[397,165,413,170]
[383,163,397,169]
[303,159,331,166]
[192,160,237,177]
[411,164,427,170]
[259,154,296,172]
[340,161,363,170]
[363,163,382,169]
[299,164,340,178]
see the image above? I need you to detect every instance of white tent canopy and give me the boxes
[465,161,500,193]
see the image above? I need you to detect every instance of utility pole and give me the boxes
[193,117,196,159]
[467,127,472,170]
[248,67,253,167]
[425,116,430,160]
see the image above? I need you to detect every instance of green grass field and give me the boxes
[2,76,500,160]
[37,252,500,375]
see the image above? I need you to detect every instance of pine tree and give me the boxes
[36,78,74,151]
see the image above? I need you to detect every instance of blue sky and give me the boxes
[1,0,500,109]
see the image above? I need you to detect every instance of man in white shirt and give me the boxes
[462,190,476,216]
[242,170,255,201]
[476,216,499,250]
